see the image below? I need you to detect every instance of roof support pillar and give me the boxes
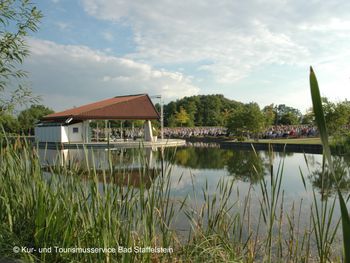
[82,120,90,143]
[105,120,108,141]
[144,120,153,142]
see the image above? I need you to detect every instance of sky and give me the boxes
[23,0,350,112]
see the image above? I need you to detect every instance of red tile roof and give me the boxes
[43,94,160,121]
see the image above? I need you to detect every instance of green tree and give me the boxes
[201,95,222,126]
[262,104,276,126]
[280,112,299,125]
[227,103,265,140]
[322,98,350,135]
[221,108,232,127]
[275,104,301,125]
[177,98,197,126]
[174,106,190,126]
[163,94,242,127]
[0,112,19,133]
[164,101,177,126]
[302,108,314,125]
[0,0,42,113]
[17,104,53,134]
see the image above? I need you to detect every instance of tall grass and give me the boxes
[0,134,348,262]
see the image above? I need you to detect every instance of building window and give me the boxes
[73,127,79,133]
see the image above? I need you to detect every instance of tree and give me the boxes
[227,103,265,140]
[221,108,232,127]
[262,104,276,126]
[279,112,299,125]
[163,94,242,127]
[164,101,177,126]
[17,104,53,134]
[301,108,314,125]
[322,98,350,135]
[0,0,42,113]
[0,112,19,133]
[174,106,190,126]
[274,104,301,125]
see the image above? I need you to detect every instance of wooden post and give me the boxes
[120,121,123,140]
[105,120,108,141]
[96,122,99,142]
[132,121,135,140]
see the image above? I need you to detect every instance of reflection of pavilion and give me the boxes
[39,147,159,189]
[91,168,158,189]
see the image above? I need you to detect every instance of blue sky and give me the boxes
[24,0,350,112]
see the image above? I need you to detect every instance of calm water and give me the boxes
[39,144,350,238]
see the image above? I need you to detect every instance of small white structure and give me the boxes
[35,121,91,143]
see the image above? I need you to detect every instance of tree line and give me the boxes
[161,95,350,138]
[162,95,306,128]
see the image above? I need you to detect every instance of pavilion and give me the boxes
[35,94,160,143]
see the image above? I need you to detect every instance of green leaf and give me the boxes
[309,67,333,173]
[309,66,350,263]
[338,190,350,263]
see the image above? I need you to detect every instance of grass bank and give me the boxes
[250,137,322,145]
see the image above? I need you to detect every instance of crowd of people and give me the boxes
[91,125,319,141]
[262,125,318,139]
[163,127,227,138]
[163,125,319,139]
[91,128,144,141]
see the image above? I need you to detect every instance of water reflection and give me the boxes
[165,147,233,169]
[226,150,266,183]
[166,146,349,197]
[38,145,350,196]
[308,156,350,199]
[165,147,269,183]
[39,148,158,189]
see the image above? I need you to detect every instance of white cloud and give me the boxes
[80,0,350,85]
[101,31,114,42]
[55,22,70,31]
[24,38,199,111]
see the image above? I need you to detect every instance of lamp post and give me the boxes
[150,95,163,141]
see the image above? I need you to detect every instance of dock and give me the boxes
[37,139,186,149]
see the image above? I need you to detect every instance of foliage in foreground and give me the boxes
[0,0,42,112]
[0,139,242,262]
[0,136,348,263]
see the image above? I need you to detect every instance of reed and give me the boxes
[309,67,350,263]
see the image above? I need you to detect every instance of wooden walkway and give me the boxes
[37,139,186,149]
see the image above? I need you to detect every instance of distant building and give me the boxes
[35,94,160,143]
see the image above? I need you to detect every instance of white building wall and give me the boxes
[35,122,84,143]
[35,126,62,142]
[64,122,83,142]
